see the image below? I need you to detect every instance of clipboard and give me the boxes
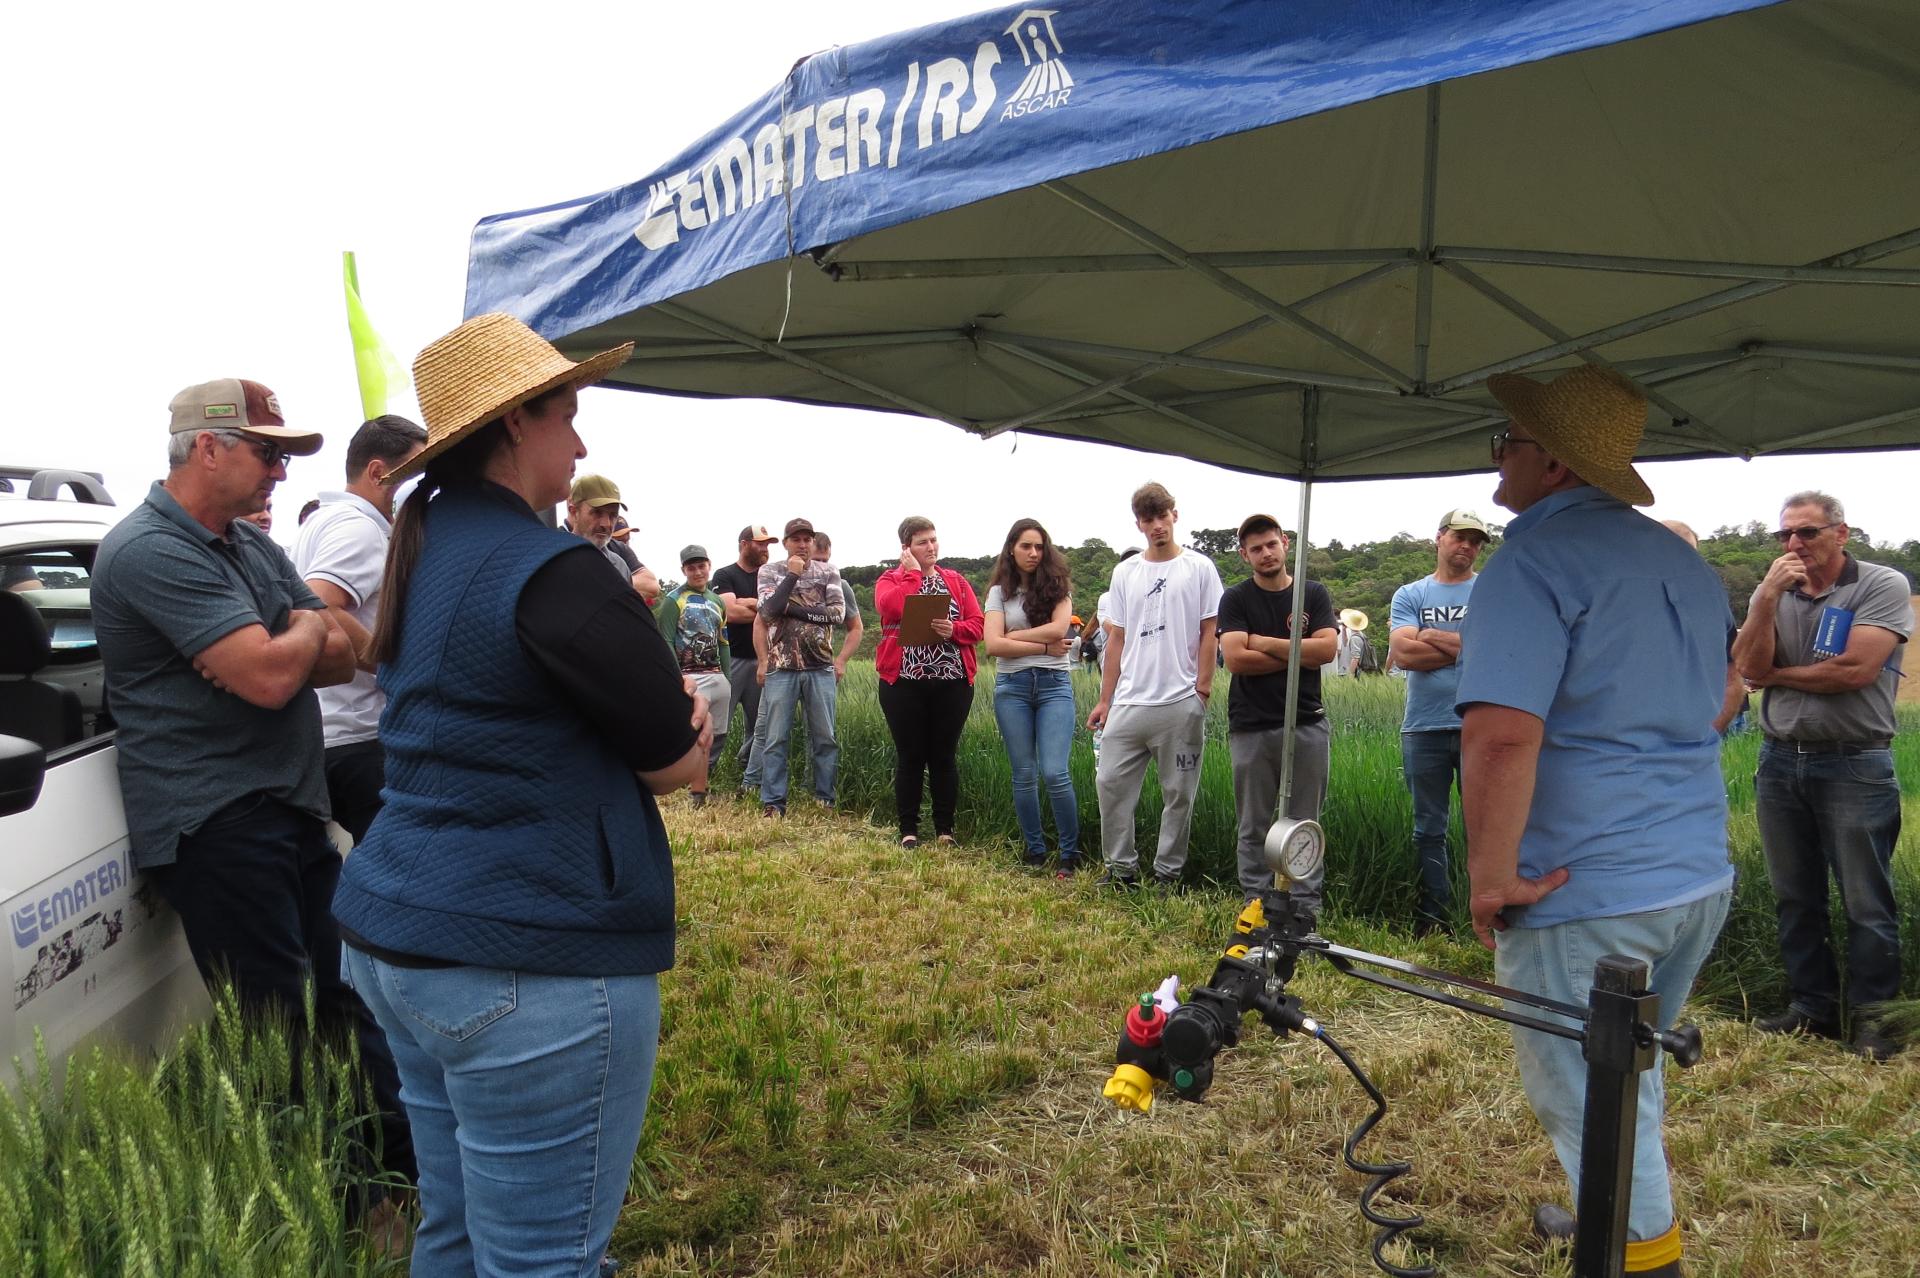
[898,593,949,646]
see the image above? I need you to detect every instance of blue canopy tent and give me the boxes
[466,0,1920,798]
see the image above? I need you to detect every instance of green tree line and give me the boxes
[822,523,1920,666]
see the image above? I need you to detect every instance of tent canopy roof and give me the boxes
[466,0,1920,481]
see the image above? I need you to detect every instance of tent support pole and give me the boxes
[1414,84,1440,388]
[1747,402,1920,455]
[978,260,1415,438]
[1433,225,1920,393]
[1435,244,1920,287]
[1278,388,1319,822]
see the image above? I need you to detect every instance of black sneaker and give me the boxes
[1095,868,1140,891]
[1149,871,1183,892]
[1851,1021,1902,1062]
[761,803,785,819]
[1054,857,1080,880]
[1531,1203,1575,1243]
[1754,1008,1842,1041]
[1020,850,1049,872]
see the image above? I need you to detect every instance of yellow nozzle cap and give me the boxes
[1104,1063,1157,1113]
[1236,897,1267,934]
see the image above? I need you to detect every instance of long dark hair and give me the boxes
[988,518,1069,623]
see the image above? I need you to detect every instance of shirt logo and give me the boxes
[1419,604,1467,626]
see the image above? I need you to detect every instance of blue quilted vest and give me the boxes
[332,483,675,976]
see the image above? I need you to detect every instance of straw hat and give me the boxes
[385,312,633,484]
[1486,365,1654,507]
[1340,608,1369,632]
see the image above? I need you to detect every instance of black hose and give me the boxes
[1311,1026,1435,1278]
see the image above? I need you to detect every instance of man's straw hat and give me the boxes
[386,313,633,484]
[1486,365,1654,507]
[1340,608,1369,632]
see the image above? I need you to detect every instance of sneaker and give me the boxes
[689,792,708,809]
[1754,1008,1842,1041]
[1095,868,1140,891]
[936,833,959,848]
[761,803,785,819]
[1055,858,1080,880]
[900,834,920,850]
[1020,850,1049,871]
[1531,1203,1575,1243]
[1149,871,1183,892]
[1851,1021,1902,1062]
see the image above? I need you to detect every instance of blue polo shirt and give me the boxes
[1454,487,1734,928]
[1389,574,1476,732]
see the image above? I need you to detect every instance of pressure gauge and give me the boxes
[1263,817,1326,887]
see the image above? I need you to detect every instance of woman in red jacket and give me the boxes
[874,515,986,847]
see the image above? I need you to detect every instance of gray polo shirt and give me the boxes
[93,482,330,868]
[1755,553,1912,743]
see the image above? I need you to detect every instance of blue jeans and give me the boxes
[1754,742,1904,1023]
[1495,889,1730,1241]
[342,950,660,1278]
[1401,730,1461,921]
[758,667,838,808]
[992,668,1080,858]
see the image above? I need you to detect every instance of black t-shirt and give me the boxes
[1216,577,1337,732]
[516,544,699,773]
[710,562,758,658]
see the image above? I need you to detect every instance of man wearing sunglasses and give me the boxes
[93,382,407,1217]
[1731,492,1909,1061]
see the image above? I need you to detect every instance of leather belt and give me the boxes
[1764,737,1892,754]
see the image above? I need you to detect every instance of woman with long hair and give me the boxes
[983,518,1080,874]
[332,313,711,1276]
[873,516,986,847]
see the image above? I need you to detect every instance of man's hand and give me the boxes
[757,663,769,687]
[786,553,809,576]
[688,691,714,757]
[833,657,848,682]
[1468,869,1570,951]
[1087,700,1108,731]
[1761,552,1809,598]
[929,617,954,640]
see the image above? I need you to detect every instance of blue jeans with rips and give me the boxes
[1495,888,1730,1242]
[992,667,1080,858]
[1401,729,1462,923]
[758,667,838,808]
[341,950,660,1278]
[1754,742,1904,1023]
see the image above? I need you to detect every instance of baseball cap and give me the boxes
[167,379,323,456]
[569,474,625,509]
[783,517,815,538]
[738,524,777,544]
[1440,508,1490,535]
[680,544,709,565]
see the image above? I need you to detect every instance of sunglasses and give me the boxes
[233,435,293,469]
[1490,429,1544,463]
[1772,523,1838,544]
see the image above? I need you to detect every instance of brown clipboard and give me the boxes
[898,592,948,646]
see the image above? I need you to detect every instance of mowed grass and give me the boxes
[615,797,1920,1276]
[7,667,1917,1275]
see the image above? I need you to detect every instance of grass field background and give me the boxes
[6,664,1917,1275]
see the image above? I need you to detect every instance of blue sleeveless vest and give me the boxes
[333,483,675,975]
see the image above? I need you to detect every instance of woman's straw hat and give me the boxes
[1486,365,1654,507]
[1339,608,1369,632]
[385,313,634,484]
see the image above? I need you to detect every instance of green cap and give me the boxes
[568,473,624,509]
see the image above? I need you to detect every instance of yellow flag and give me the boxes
[343,252,410,419]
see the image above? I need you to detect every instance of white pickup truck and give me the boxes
[0,468,207,1081]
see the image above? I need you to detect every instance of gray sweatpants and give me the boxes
[1229,714,1332,904]
[1096,695,1207,878]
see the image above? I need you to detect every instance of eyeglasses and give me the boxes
[1490,430,1544,463]
[1772,523,1837,544]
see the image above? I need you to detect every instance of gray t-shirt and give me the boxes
[93,482,330,868]
[985,583,1069,674]
[1755,554,1911,743]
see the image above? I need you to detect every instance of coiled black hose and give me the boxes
[1310,1025,1435,1278]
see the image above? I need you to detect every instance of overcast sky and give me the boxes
[7,0,1913,571]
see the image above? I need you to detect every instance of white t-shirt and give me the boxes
[1105,549,1223,707]
[290,491,392,747]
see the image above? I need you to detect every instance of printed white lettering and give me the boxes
[702,137,755,217]
[675,175,709,230]
[887,63,919,168]
[958,42,1001,133]
[815,97,848,181]
[781,106,816,192]
[918,56,969,148]
[845,88,886,173]
[752,123,785,202]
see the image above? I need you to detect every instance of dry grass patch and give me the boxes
[607,801,1920,1277]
